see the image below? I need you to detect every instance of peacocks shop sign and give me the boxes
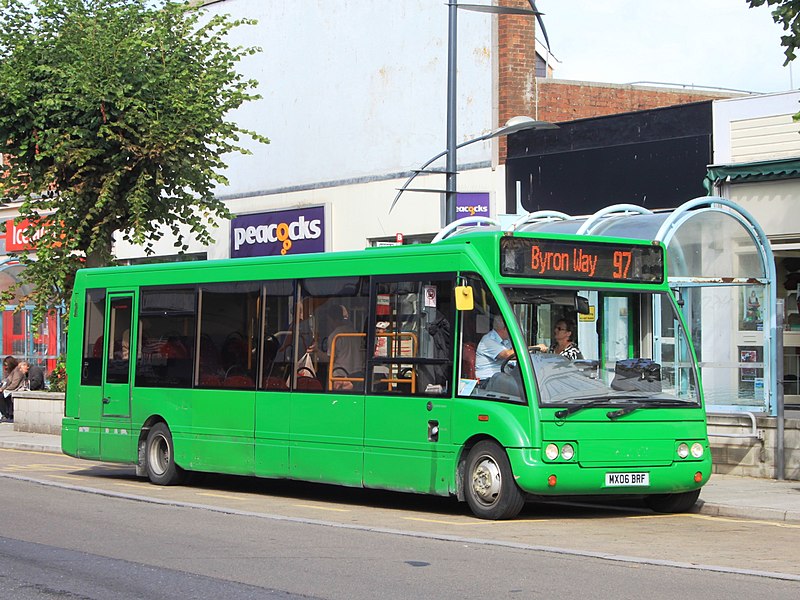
[230,206,325,258]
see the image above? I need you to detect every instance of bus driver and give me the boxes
[475,315,515,380]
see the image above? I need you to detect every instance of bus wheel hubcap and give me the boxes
[149,435,168,475]
[472,457,501,504]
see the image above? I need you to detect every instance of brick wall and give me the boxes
[535,79,738,124]
[497,0,537,163]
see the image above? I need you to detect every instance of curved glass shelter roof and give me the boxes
[509,197,772,284]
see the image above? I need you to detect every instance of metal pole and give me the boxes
[776,298,785,480]
[445,0,458,225]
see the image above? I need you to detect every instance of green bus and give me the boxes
[62,228,710,519]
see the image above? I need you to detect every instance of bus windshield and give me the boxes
[504,287,700,408]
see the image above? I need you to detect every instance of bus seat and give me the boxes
[222,375,255,389]
[296,376,323,391]
[263,376,288,390]
[199,374,223,387]
[461,341,476,379]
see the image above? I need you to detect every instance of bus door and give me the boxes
[363,276,455,495]
[101,293,134,419]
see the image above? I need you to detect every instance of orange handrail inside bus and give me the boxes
[328,331,418,392]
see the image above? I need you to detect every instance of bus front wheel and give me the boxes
[645,489,701,513]
[464,441,525,520]
[145,423,185,486]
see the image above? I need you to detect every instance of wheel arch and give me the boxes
[455,434,504,501]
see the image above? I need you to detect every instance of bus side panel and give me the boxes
[99,418,137,463]
[61,419,101,460]
[62,384,105,460]
[450,399,536,451]
[363,395,454,495]
[134,388,255,476]
[190,388,255,475]
[254,391,290,478]
[290,392,364,486]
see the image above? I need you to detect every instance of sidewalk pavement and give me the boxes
[1,422,798,523]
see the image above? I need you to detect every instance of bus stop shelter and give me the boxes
[506,196,778,419]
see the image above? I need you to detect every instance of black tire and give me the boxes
[145,422,185,486]
[464,440,525,520]
[645,489,701,513]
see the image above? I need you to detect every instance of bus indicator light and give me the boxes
[694,471,703,483]
[478,414,489,422]
[547,475,557,487]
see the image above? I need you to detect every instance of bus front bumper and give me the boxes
[507,448,711,497]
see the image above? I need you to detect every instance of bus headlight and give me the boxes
[677,443,690,459]
[691,443,704,459]
[545,444,559,460]
[560,443,575,461]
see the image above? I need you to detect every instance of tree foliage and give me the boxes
[0,0,268,326]
[748,0,800,64]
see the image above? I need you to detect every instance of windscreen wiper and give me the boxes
[554,398,611,419]
[606,399,695,420]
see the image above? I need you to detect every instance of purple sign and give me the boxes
[456,192,491,219]
[231,206,325,258]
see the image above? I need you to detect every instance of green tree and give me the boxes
[0,0,268,325]
[748,0,800,63]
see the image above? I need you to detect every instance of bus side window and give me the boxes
[369,276,454,396]
[299,277,369,393]
[458,276,526,403]
[196,282,261,390]
[81,289,106,386]
[136,287,197,389]
[259,280,295,391]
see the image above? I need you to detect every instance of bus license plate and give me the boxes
[605,472,649,487]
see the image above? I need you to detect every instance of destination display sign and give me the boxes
[500,237,664,284]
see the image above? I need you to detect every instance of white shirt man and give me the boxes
[475,315,515,380]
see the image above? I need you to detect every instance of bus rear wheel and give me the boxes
[464,440,525,520]
[645,489,701,513]
[145,423,185,486]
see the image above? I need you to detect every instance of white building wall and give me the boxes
[69,0,507,260]
[113,0,509,260]
[713,90,800,164]
[115,0,510,259]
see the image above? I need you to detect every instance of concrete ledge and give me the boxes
[696,499,800,523]
[708,413,800,481]
[12,391,65,435]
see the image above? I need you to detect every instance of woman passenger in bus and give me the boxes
[533,318,583,360]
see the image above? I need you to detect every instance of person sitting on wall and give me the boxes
[0,356,25,423]
[21,361,45,391]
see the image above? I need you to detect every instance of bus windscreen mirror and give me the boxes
[455,285,474,311]
[575,295,590,315]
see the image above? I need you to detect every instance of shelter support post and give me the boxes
[776,299,785,480]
